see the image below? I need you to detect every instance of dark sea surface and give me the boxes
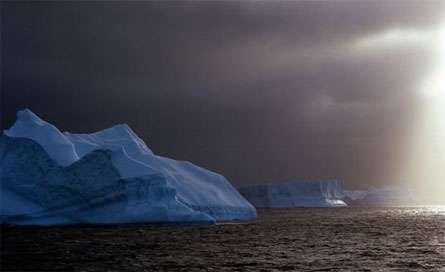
[2,207,445,272]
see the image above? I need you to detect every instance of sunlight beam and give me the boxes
[405,21,445,204]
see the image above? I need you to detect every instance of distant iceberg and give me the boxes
[1,109,256,225]
[343,186,416,206]
[238,181,347,208]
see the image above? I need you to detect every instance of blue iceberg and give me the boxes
[343,186,417,206]
[238,180,347,208]
[1,109,256,225]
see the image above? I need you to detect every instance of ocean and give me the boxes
[2,207,445,271]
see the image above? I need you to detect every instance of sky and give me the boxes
[2,1,445,203]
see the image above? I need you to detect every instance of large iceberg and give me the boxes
[238,181,347,208]
[1,109,256,225]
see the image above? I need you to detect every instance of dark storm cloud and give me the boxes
[2,1,445,188]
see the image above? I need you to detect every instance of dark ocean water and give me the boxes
[2,207,445,272]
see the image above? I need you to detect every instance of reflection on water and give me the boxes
[2,207,445,271]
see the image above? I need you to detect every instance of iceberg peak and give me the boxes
[5,108,79,166]
[17,109,45,125]
[92,123,135,139]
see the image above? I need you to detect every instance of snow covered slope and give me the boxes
[238,181,347,208]
[1,109,256,225]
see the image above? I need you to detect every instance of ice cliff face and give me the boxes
[238,181,347,208]
[1,109,256,225]
[0,136,212,224]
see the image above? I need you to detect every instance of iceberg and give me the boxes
[343,186,416,206]
[1,109,256,225]
[238,180,347,208]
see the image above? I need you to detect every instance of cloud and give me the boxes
[2,1,445,191]
[352,26,440,54]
